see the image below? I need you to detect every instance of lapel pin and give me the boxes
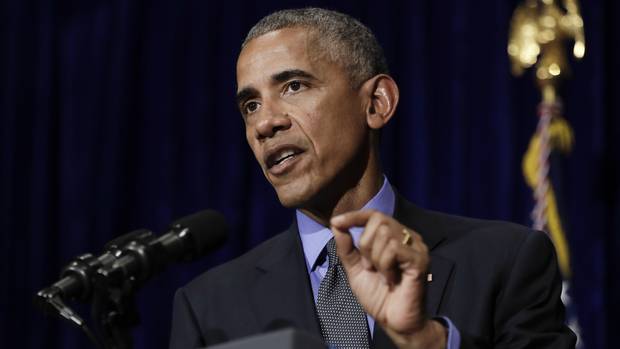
[427,273,433,282]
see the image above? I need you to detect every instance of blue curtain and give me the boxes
[2,0,618,348]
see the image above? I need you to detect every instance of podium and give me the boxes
[203,328,326,349]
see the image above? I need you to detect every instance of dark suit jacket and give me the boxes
[169,195,576,348]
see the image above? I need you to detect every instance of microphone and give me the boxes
[36,209,228,302]
[96,209,228,287]
[37,229,153,302]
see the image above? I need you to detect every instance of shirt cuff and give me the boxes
[435,316,461,349]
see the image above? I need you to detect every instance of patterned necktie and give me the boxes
[316,238,370,348]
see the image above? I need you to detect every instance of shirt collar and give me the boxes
[296,176,396,272]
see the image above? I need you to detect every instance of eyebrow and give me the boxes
[272,69,316,83]
[236,69,318,110]
[236,87,259,108]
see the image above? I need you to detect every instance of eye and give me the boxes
[244,101,260,114]
[284,80,307,94]
[289,81,301,91]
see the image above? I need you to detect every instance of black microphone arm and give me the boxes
[35,209,229,349]
[36,229,153,302]
[96,209,228,288]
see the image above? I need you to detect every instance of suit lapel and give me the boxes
[393,193,455,316]
[249,224,322,338]
[424,254,454,315]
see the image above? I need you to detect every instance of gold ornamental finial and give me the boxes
[508,0,585,103]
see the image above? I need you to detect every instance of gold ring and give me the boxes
[402,228,413,246]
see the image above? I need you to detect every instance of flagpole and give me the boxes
[508,0,585,346]
[508,0,584,278]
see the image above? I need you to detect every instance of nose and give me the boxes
[254,110,292,140]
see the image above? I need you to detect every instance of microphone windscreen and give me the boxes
[172,209,229,258]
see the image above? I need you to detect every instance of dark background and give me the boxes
[2,0,618,348]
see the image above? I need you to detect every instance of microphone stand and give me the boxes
[92,232,160,349]
[35,230,153,349]
[35,289,104,348]
[37,275,141,349]
[91,274,140,349]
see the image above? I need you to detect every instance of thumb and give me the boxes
[331,225,361,270]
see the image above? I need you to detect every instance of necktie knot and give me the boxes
[325,238,340,268]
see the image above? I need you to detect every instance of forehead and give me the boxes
[236,28,330,89]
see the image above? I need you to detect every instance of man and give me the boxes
[170,8,575,349]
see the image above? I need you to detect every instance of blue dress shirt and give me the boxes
[296,177,461,348]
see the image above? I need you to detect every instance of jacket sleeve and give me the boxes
[169,287,205,349]
[463,230,576,348]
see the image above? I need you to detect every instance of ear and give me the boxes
[360,74,399,130]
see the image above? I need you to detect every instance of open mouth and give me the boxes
[265,145,304,171]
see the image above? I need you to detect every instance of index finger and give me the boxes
[330,210,376,229]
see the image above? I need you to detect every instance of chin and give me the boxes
[275,189,307,208]
[273,181,315,209]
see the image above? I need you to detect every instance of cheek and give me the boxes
[307,115,365,166]
[245,127,253,144]
[293,90,366,162]
[245,131,262,163]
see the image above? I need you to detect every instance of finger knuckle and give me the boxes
[378,225,391,238]
[387,239,399,250]
[359,241,371,255]
[370,210,388,222]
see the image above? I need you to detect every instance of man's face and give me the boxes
[236,28,370,209]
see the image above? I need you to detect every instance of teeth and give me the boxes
[275,150,296,164]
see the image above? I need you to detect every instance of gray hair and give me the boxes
[242,8,389,87]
